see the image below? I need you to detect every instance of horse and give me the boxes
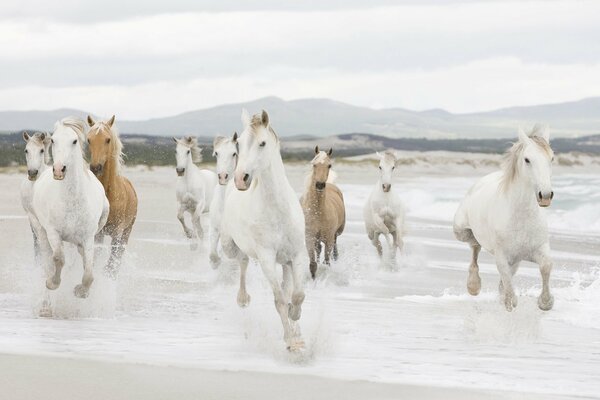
[300,146,346,279]
[173,136,217,250]
[86,115,138,277]
[363,150,405,260]
[453,125,555,312]
[20,131,52,265]
[31,117,109,299]
[220,109,306,351]
[208,132,238,268]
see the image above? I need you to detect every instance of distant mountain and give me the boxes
[1,96,599,138]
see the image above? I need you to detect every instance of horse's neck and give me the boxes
[503,175,538,213]
[62,157,88,195]
[99,155,119,193]
[254,154,291,207]
[184,159,201,186]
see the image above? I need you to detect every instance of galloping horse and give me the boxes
[20,131,52,264]
[209,132,238,268]
[87,115,138,277]
[454,125,555,311]
[31,117,109,300]
[301,146,345,279]
[221,109,306,350]
[173,136,217,250]
[363,150,405,259]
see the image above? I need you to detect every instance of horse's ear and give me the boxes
[22,131,30,142]
[213,135,225,148]
[232,132,238,142]
[241,108,251,128]
[39,132,46,141]
[261,110,269,126]
[185,136,193,143]
[535,124,550,143]
[518,127,530,143]
[107,115,116,128]
[327,148,333,156]
[87,115,95,127]
[172,137,178,144]
[375,151,382,159]
[315,145,319,155]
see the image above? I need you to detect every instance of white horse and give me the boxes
[173,136,217,250]
[363,150,405,259]
[221,109,306,351]
[454,125,555,311]
[20,131,52,264]
[208,132,238,268]
[31,117,109,299]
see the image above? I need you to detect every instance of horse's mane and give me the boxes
[29,131,52,164]
[380,150,397,164]
[501,124,553,190]
[304,151,336,190]
[56,117,87,151]
[91,121,125,174]
[249,113,279,142]
[179,136,203,163]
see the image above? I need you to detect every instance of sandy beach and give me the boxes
[0,160,599,399]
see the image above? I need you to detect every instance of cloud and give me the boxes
[0,0,599,117]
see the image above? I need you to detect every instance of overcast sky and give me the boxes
[1,0,599,119]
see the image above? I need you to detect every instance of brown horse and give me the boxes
[301,146,346,279]
[86,115,138,277]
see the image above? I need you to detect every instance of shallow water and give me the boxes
[0,167,598,397]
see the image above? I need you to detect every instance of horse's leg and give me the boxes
[258,253,297,350]
[288,253,306,345]
[45,230,64,291]
[236,254,251,307]
[467,243,482,296]
[282,263,302,341]
[332,236,339,261]
[371,232,383,257]
[496,252,517,311]
[306,234,318,279]
[177,203,194,239]
[323,235,334,265]
[533,245,554,311]
[30,222,41,268]
[30,219,53,317]
[74,239,94,298]
[209,221,221,269]
[316,241,322,262]
[105,231,126,279]
[192,208,204,240]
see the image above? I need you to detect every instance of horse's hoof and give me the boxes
[209,254,221,269]
[538,293,554,311]
[45,277,60,290]
[103,266,117,280]
[73,284,89,299]
[504,294,517,311]
[237,291,251,308]
[286,338,305,352]
[309,262,317,280]
[467,276,481,296]
[38,302,53,318]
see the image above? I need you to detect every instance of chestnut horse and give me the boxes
[300,146,346,279]
[86,115,138,277]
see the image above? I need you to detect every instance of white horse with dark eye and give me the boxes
[173,136,217,250]
[31,117,109,300]
[363,150,405,260]
[20,131,52,264]
[221,109,306,351]
[208,132,238,268]
[454,125,555,312]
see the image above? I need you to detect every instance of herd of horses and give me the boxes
[19,109,556,349]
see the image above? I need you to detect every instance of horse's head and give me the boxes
[173,136,202,176]
[86,115,119,177]
[23,131,50,181]
[51,117,86,180]
[311,146,333,192]
[213,132,238,185]
[504,125,554,207]
[234,109,279,191]
[377,150,397,192]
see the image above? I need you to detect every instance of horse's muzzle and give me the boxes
[90,164,103,177]
[315,182,326,191]
[53,165,66,180]
[218,172,229,185]
[176,167,185,177]
[27,169,38,181]
[382,183,391,192]
[537,190,554,207]
[235,172,251,191]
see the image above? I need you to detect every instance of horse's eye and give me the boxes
[214,152,218,157]
[24,149,28,154]
[328,165,332,169]
[87,138,90,143]
[40,149,44,154]
[105,138,111,144]
[50,139,54,144]
[392,166,395,170]
[233,153,237,157]
[525,158,530,164]
[72,139,77,145]
[259,141,266,147]
[378,166,382,170]
[187,150,190,154]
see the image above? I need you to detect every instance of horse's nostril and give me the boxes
[538,191,542,200]
[224,174,228,179]
[61,166,66,173]
[550,191,554,199]
[243,174,250,182]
